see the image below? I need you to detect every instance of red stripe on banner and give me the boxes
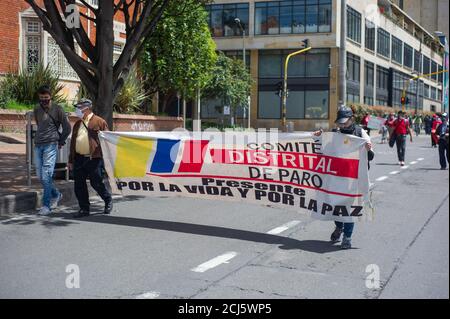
[146,173,363,198]
[178,140,210,173]
[210,149,360,179]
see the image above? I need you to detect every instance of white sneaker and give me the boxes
[38,206,51,216]
[50,193,63,209]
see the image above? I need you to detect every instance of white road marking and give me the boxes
[410,161,418,165]
[389,171,400,175]
[417,158,424,161]
[267,220,301,235]
[191,252,238,273]
[136,291,160,299]
[376,176,389,182]
[401,165,409,169]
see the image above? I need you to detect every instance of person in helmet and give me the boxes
[313,106,373,249]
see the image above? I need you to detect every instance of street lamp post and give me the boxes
[235,18,249,129]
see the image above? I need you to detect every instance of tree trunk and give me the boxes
[94,2,115,129]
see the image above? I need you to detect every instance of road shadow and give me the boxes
[375,162,400,166]
[49,213,343,254]
[0,195,145,227]
[417,167,448,171]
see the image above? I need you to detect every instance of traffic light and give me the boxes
[401,96,410,105]
[301,39,310,48]
[276,81,283,97]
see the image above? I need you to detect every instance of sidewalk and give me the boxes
[0,132,80,216]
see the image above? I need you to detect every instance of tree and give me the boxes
[203,52,253,120]
[25,0,173,127]
[140,0,216,113]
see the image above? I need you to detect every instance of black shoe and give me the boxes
[104,200,113,214]
[73,209,90,218]
[330,227,343,242]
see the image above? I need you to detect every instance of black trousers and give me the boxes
[396,134,407,162]
[438,140,449,169]
[74,154,112,211]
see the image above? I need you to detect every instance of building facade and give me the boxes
[205,0,445,130]
[0,0,126,102]
[392,0,449,42]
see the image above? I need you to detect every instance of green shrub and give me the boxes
[114,70,149,114]
[77,69,148,114]
[1,63,66,106]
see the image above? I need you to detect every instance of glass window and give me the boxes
[259,52,282,78]
[347,53,360,82]
[423,56,430,75]
[293,3,306,33]
[364,61,374,87]
[376,65,389,90]
[267,3,280,34]
[280,3,293,34]
[424,84,430,98]
[258,91,281,119]
[403,44,413,68]
[206,3,249,37]
[431,61,437,80]
[347,6,361,43]
[286,91,305,118]
[255,1,330,35]
[438,89,442,101]
[392,36,403,64]
[430,87,437,100]
[306,49,330,77]
[364,96,374,105]
[414,50,422,73]
[259,49,329,78]
[377,28,390,58]
[255,3,267,35]
[305,90,328,118]
[306,2,318,33]
[287,53,306,77]
[365,20,376,51]
[318,2,331,32]
[201,97,223,119]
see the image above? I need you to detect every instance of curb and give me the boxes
[0,134,26,144]
[0,182,98,216]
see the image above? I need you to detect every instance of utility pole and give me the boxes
[338,0,347,108]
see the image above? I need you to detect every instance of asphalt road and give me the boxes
[0,134,448,299]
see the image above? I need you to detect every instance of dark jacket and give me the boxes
[69,114,109,164]
[33,102,71,146]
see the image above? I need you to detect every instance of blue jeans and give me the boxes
[34,143,60,209]
[335,222,354,238]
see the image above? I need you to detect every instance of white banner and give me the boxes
[367,116,387,130]
[99,131,372,222]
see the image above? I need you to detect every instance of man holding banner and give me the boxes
[314,106,373,249]
[98,105,373,251]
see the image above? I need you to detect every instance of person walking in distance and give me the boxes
[393,111,413,166]
[431,113,442,148]
[435,113,449,170]
[34,85,71,215]
[68,99,113,218]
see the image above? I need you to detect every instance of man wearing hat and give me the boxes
[68,98,113,218]
[314,106,373,249]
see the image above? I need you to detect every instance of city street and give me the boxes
[0,134,448,299]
